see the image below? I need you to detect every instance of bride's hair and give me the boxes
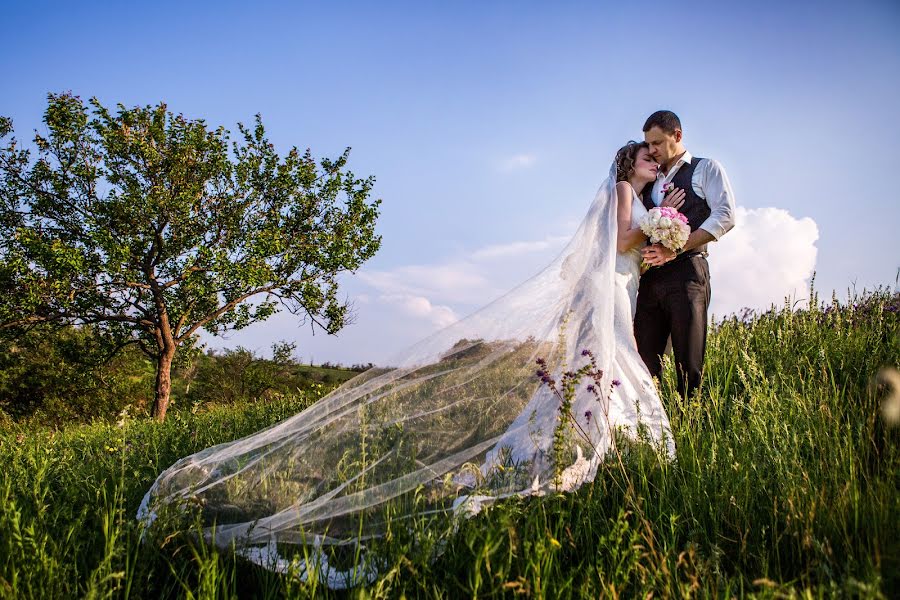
[615,141,649,182]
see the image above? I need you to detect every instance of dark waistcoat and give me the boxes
[641,156,710,258]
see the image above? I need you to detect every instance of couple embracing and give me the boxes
[614,110,735,405]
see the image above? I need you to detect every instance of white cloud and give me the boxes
[498,153,537,171]
[709,206,819,317]
[470,235,569,260]
[359,263,492,305]
[380,294,458,329]
[355,232,572,335]
[359,232,572,309]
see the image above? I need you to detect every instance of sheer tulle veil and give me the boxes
[138,161,669,585]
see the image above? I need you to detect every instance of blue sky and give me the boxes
[4,1,899,363]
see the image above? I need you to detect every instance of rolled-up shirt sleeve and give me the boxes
[696,159,736,240]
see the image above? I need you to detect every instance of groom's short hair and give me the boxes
[643,111,682,134]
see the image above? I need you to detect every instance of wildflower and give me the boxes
[586,384,596,393]
[584,410,592,423]
[612,379,621,387]
[549,537,561,549]
[581,349,591,357]
[536,357,546,366]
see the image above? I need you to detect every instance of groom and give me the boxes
[635,110,736,399]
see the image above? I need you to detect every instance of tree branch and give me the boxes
[162,266,207,289]
[0,310,155,331]
[177,283,279,342]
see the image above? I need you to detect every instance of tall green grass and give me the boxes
[1,288,898,598]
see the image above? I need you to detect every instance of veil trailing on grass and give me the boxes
[138,162,672,587]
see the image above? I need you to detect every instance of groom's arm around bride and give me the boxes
[634,110,736,400]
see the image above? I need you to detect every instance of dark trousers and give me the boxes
[634,254,711,399]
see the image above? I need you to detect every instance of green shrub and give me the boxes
[0,326,153,424]
[0,332,357,425]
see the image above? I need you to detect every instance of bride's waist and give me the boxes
[614,249,641,274]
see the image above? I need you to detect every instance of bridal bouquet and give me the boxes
[639,206,690,253]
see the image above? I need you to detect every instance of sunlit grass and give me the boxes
[1,287,898,598]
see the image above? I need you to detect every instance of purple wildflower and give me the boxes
[584,410,592,423]
[581,349,591,357]
[612,379,621,387]
[586,384,596,393]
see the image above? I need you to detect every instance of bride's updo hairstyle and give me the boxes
[615,141,649,182]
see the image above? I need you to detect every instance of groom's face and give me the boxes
[644,126,682,169]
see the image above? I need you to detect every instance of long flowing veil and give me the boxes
[138,162,663,586]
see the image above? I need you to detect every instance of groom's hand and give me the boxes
[660,187,686,210]
[641,244,676,266]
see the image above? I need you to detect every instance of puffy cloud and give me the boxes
[709,207,819,317]
[379,294,458,329]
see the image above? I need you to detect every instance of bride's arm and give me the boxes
[616,181,647,253]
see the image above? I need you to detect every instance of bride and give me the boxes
[139,141,678,585]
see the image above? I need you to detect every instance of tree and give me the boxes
[0,93,381,420]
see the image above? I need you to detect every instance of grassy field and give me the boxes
[1,287,898,599]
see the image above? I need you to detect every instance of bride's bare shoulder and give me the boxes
[615,181,633,201]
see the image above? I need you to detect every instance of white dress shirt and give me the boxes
[649,149,736,241]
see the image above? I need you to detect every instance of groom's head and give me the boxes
[643,110,684,170]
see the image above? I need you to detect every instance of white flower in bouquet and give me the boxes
[639,206,690,253]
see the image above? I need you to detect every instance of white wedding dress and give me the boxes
[460,185,673,503]
[609,187,674,449]
[610,186,672,450]
[138,164,674,587]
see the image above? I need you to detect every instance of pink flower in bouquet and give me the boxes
[658,206,689,224]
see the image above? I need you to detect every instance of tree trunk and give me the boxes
[150,287,177,422]
[152,345,176,421]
